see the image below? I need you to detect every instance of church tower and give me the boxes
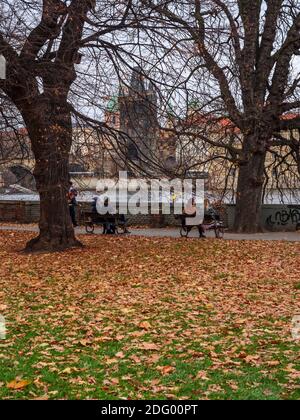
[105,68,177,177]
[119,67,159,173]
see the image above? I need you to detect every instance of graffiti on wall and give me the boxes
[266,208,300,227]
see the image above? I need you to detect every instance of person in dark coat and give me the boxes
[68,182,78,227]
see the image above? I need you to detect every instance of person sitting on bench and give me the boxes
[118,214,130,234]
[184,197,206,238]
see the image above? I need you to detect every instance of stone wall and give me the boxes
[0,200,300,231]
[226,204,300,232]
[0,200,40,223]
[0,200,180,227]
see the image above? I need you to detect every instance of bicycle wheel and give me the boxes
[85,222,95,234]
[180,227,189,238]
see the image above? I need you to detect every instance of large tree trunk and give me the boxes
[234,137,267,233]
[22,101,82,252]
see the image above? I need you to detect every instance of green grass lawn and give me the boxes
[0,232,299,400]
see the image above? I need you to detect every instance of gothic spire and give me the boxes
[130,67,146,93]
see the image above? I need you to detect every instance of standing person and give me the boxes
[68,181,78,227]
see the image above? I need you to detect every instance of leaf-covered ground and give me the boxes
[0,231,299,400]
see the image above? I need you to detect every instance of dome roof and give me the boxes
[106,95,119,113]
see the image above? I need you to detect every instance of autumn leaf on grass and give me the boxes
[60,367,80,375]
[157,365,175,376]
[106,358,118,365]
[244,355,260,365]
[147,354,161,364]
[33,395,49,400]
[196,371,210,381]
[79,339,90,347]
[150,378,161,386]
[115,351,125,359]
[120,308,133,315]
[138,321,151,330]
[237,352,247,360]
[130,355,141,363]
[131,331,146,338]
[227,381,239,391]
[7,379,31,390]
[267,361,281,367]
[139,342,160,351]
[234,319,248,325]
[115,334,125,341]
[103,378,119,386]
[61,367,73,375]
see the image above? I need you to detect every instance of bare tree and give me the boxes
[0,0,158,251]
[1,0,299,247]
[143,0,300,232]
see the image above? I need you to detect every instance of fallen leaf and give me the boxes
[267,361,280,367]
[196,371,210,381]
[147,354,161,364]
[139,342,160,351]
[7,379,31,390]
[111,378,119,385]
[139,321,151,330]
[157,365,175,375]
[61,367,72,374]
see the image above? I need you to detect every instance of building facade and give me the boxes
[103,67,177,177]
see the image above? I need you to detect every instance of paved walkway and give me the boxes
[133,229,300,242]
[0,224,299,242]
